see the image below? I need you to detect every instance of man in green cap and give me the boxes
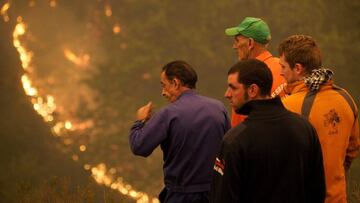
[225,17,286,127]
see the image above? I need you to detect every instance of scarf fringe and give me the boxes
[304,68,334,92]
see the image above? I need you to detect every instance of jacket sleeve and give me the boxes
[307,125,326,203]
[129,108,169,157]
[224,108,231,132]
[211,139,242,203]
[344,114,360,170]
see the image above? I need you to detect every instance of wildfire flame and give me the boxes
[91,163,160,203]
[12,12,159,203]
[13,17,56,124]
[1,2,10,22]
[64,48,90,67]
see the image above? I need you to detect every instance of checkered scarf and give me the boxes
[304,68,334,92]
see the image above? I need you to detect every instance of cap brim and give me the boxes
[225,27,240,36]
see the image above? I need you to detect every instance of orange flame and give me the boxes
[13,18,56,123]
[91,163,160,203]
[64,48,90,67]
[12,11,158,203]
[1,2,10,22]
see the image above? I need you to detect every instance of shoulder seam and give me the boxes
[332,85,358,119]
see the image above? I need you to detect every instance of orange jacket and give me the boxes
[282,80,360,203]
[231,51,286,126]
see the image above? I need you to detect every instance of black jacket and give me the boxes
[211,97,326,203]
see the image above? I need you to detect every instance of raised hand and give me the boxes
[136,101,153,122]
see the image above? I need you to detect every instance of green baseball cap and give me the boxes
[225,17,271,44]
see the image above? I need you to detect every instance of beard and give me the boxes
[234,91,250,112]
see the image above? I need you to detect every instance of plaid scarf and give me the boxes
[304,68,334,92]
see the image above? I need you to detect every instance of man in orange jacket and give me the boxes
[278,34,360,203]
[225,17,286,126]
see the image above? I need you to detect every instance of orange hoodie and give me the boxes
[282,80,360,203]
[231,51,286,126]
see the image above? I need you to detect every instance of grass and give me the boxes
[14,176,123,203]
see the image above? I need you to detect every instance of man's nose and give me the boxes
[232,43,237,49]
[224,89,231,98]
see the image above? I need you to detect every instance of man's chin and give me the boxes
[162,96,170,102]
[230,104,238,110]
[164,97,175,103]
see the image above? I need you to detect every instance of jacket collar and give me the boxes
[284,80,307,95]
[285,80,334,95]
[236,97,287,118]
[256,50,273,62]
[177,89,197,100]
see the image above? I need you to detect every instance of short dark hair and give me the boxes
[162,60,198,89]
[228,59,273,96]
[278,35,322,73]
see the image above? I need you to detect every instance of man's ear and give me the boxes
[173,78,181,89]
[248,38,255,49]
[247,84,260,99]
[294,63,305,77]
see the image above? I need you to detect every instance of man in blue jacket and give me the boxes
[129,60,231,203]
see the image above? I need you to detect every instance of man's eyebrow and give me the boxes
[228,83,236,89]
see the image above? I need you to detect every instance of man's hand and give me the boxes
[136,101,153,122]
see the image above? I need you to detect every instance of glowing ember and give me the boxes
[79,145,87,152]
[64,138,73,145]
[29,0,36,7]
[52,122,65,136]
[84,164,91,170]
[65,121,72,130]
[104,4,112,17]
[1,2,10,22]
[113,24,121,34]
[49,0,57,8]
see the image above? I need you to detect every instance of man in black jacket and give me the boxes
[211,59,326,203]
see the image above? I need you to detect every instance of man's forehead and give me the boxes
[235,34,247,40]
[279,54,287,64]
[160,71,167,78]
[161,71,174,84]
[228,72,240,83]
[228,71,239,77]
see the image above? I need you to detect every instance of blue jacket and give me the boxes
[130,90,230,192]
